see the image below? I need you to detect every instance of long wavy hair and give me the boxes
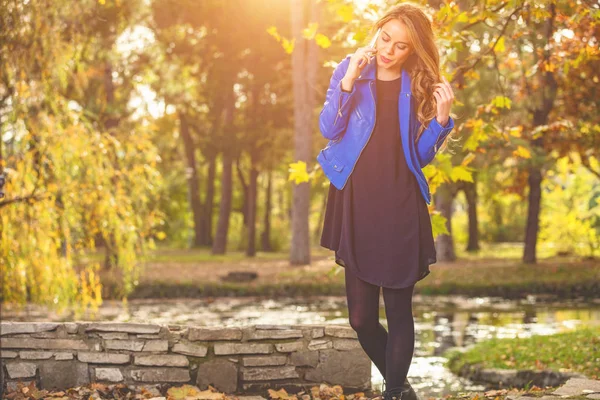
[371,2,453,148]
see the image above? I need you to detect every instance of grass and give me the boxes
[444,326,600,379]
[81,243,600,300]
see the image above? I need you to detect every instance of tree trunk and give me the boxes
[523,4,557,264]
[261,171,273,251]
[236,158,249,226]
[523,165,542,263]
[212,88,235,255]
[200,152,216,246]
[434,183,457,262]
[463,179,480,252]
[179,112,204,248]
[289,0,318,265]
[213,152,233,254]
[246,161,259,256]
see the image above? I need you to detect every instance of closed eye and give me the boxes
[382,37,408,51]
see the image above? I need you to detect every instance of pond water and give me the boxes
[5,294,600,398]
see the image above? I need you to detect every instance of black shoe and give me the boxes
[381,378,420,400]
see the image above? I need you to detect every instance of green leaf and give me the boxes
[431,212,449,237]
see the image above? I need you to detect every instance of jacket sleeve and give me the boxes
[415,116,455,168]
[318,56,357,141]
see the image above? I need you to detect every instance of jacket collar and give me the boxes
[356,60,412,95]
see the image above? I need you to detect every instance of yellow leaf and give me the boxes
[268,387,290,399]
[315,33,331,49]
[156,232,166,240]
[302,22,318,40]
[495,36,505,52]
[288,161,310,184]
[337,4,354,22]
[98,0,105,4]
[513,145,531,158]
[267,26,281,42]
[456,12,469,22]
[543,61,556,72]
[490,96,512,109]
[282,38,295,54]
[508,126,522,137]
[450,165,474,182]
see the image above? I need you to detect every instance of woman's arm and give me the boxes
[318,56,357,141]
[415,116,455,167]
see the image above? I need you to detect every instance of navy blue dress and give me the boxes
[319,76,437,289]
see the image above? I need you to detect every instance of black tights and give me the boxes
[345,267,415,391]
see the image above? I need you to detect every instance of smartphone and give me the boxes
[360,28,381,67]
[368,27,381,50]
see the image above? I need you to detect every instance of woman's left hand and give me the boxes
[433,76,454,127]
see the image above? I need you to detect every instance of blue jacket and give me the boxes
[316,55,455,205]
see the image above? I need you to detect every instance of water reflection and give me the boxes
[4,295,599,398]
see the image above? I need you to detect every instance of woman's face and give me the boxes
[375,19,414,71]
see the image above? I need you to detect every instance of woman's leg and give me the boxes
[381,283,416,390]
[345,267,388,378]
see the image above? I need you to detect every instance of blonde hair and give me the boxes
[372,2,454,150]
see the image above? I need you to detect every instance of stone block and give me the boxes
[143,340,169,352]
[0,322,59,336]
[77,351,130,364]
[242,355,287,367]
[274,341,304,353]
[98,332,129,340]
[311,328,324,338]
[134,354,189,367]
[38,361,89,390]
[0,350,18,358]
[54,352,74,360]
[333,339,361,351]
[308,339,332,351]
[64,323,79,334]
[196,359,239,393]
[214,343,273,355]
[6,362,37,378]
[189,327,243,341]
[290,350,319,367]
[553,378,600,397]
[130,367,190,382]
[241,366,299,381]
[95,367,124,382]
[105,339,145,351]
[304,348,370,390]
[86,323,161,334]
[172,342,208,357]
[1,338,89,350]
[324,326,357,339]
[245,329,303,341]
[19,351,54,359]
[255,325,293,330]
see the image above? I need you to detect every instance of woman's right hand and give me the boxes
[344,46,378,81]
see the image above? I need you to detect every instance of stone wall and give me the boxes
[0,322,371,394]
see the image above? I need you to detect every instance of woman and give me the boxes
[317,3,456,400]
